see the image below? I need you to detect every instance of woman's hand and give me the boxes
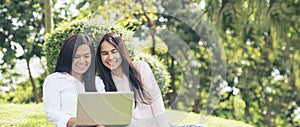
[66,117,76,127]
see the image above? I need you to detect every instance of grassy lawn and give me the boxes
[0,103,54,127]
[0,103,253,127]
[166,110,254,127]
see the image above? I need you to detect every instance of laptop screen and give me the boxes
[76,92,134,126]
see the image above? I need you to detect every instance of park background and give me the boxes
[0,0,299,127]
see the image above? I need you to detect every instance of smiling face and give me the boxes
[100,41,122,72]
[70,44,92,78]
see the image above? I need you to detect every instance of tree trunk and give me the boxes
[44,0,53,33]
[139,0,156,55]
[166,56,177,109]
[192,79,205,113]
[192,92,200,113]
[26,59,41,103]
[244,101,251,122]
[150,27,156,55]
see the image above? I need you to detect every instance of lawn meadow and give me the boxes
[0,103,254,127]
[1,0,299,126]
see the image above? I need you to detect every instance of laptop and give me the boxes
[76,92,134,126]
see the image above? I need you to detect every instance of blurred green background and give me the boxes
[0,0,299,127]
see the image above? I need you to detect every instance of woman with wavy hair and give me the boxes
[95,32,169,127]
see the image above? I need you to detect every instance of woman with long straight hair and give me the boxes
[43,34,105,127]
[95,32,169,127]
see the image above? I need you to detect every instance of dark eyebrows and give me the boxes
[74,52,91,56]
[101,48,117,53]
[101,50,107,53]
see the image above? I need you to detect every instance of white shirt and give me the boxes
[112,61,169,127]
[43,72,105,127]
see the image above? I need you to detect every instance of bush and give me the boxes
[43,19,135,73]
[0,76,44,104]
[43,18,171,104]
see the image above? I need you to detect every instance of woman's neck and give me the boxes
[70,71,83,82]
[111,67,124,78]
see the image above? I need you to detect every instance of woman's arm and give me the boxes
[135,61,165,111]
[135,61,170,126]
[66,117,76,127]
[95,76,106,92]
[43,75,74,127]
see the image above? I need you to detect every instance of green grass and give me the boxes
[0,103,54,127]
[0,103,253,127]
[166,110,254,127]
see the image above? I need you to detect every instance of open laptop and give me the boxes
[76,92,134,126]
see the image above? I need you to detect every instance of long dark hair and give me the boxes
[55,34,97,92]
[95,32,151,104]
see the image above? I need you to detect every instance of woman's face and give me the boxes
[71,44,92,76]
[100,41,122,71]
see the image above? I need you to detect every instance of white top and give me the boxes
[112,61,169,127]
[43,72,105,127]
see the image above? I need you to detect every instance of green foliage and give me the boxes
[1,0,299,126]
[0,76,44,104]
[0,0,44,86]
[81,0,300,126]
[206,0,300,126]
[0,0,45,103]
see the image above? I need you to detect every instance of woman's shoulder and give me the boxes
[132,60,153,75]
[43,73,62,87]
[43,72,75,91]
[45,72,59,79]
[95,76,103,82]
[45,72,69,80]
[132,60,149,68]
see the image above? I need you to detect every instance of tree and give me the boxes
[206,0,300,126]
[44,0,53,33]
[76,0,225,113]
[80,0,300,126]
[0,0,44,103]
[77,0,159,54]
